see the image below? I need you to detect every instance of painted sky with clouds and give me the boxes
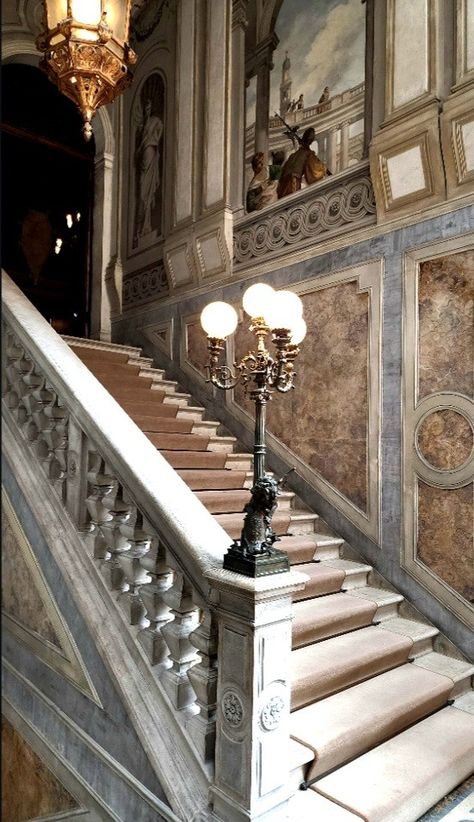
[261,0,365,117]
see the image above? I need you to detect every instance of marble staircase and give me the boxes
[67,337,474,822]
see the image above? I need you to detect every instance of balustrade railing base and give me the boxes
[223,545,290,577]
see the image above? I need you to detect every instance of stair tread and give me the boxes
[291,663,453,782]
[195,489,251,513]
[320,558,372,574]
[161,450,228,469]
[131,416,194,434]
[292,593,377,648]
[378,616,439,645]
[66,337,141,356]
[348,586,404,606]
[177,469,248,490]
[312,706,474,822]
[291,625,413,711]
[293,563,346,601]
[413,651,474,684]
[146,432,211,451]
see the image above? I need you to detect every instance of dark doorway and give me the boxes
[1,63,95,336]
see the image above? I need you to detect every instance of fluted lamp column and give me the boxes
[36,0,136,140]
[201,284,306,577]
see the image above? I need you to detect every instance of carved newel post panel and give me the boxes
[207,569,306,822]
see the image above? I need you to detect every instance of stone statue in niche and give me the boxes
[246,152,280,212]
[277,127,328,198]
[133,73,165,247]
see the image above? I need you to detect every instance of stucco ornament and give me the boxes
[260,695,285,730]
[222,691,244,727]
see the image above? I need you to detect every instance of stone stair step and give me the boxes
[279,534,344,564]
[291,663,453,782]
[137,366,166,380]
[108,386,168,403]
[195,489,251,514]
[293,563,346,601]
[312,706,474,822]
[146,432,211,451]
[224,453,253,471]
[120,401,179,418]
[413,651,474,697]
[67,338,141,359]
[347,586,404,620]
[176,406,206,422]
[292,593,378,649]
[206,435,237,454]
[191,420,220,436]
[131,415,194,434]
[291,625,414,711]
[378,617,439,658]
[177,469,248,490]
[81,362,142,378]
[160,450,228,469]
[163,392,193,407]
[320,558,372,589]
[286,511,320,535]
[214,510,292,539]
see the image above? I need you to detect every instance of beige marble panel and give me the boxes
[1,501,61,648]
[186,319,209,377]
[418,251,474,399]
[417,481,474,603]
[2,718,79,822]
[392,0,429,109]
[234,282,369,512]
[417,410,473,470]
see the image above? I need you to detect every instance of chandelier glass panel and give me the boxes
[36,0,136,140]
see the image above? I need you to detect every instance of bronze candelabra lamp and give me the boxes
[200,283,306,577]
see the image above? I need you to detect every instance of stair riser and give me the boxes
[287,518,319,536]
[206,440,236,455]
[374,602,401,621]
[177,408,205,422]
[342,571,370,589]
[162,452,228,469]
[409,637,438,658]
[225,456,253,471]
[163,396,191,407]
[132,418,194,434]
[147,434,211,451]
[121,403,178,418]
[177,471,248,491]
[191,423,220,437]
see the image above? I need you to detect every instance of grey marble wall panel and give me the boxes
[113,205,474,659]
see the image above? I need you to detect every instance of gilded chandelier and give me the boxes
[201,283,306,577]
[36,0,136,140]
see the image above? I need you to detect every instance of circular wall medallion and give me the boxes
[260,695,285,731]
[416,409,473,471]
[222,691,244,727]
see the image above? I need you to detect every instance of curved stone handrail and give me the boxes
[1,270,229,599]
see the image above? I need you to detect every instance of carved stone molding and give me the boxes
[221,690,244,728]
[441,87,474,200]
[233,165,376,270]
[122,263,168,311]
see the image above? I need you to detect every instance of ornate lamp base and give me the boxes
[223,543,290,577]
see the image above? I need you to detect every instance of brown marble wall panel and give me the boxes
[417,481,474,603]
[2,718,79,822]
[418,251,474,399]
[1,501,60,647]
[186,319,209,377]
[417,410,473,470]
[234,281,369,512]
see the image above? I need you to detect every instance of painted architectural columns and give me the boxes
[253,34,279,159]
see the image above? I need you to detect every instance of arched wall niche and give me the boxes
[1,33,117,341]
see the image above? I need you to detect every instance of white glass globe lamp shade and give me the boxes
[289,317,307,345]
[242,283,275,319]
[264,290,304,331]
[200,301,238,339]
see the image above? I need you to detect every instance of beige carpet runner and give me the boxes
[68,339,474,822]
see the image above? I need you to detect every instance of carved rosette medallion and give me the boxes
[260,695,285,731]
[221,690,244,727]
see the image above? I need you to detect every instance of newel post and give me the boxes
[205,568,306,822]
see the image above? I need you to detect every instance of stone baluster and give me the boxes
[36,395,69,498]
[340,120,350,170]
[138,538,174,665]
[161,566,200,710]
[187,606,218,762]
[117,509,152,628]
[327,126,338,173]
[85,455,116,560]
[100,484,132,591]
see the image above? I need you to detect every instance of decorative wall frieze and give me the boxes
[370,103,445,223]
[402,238,474,628]
[233,164,376,270]
[441,87,474,199]
[165,210,233,288]
[122,262,169,311]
